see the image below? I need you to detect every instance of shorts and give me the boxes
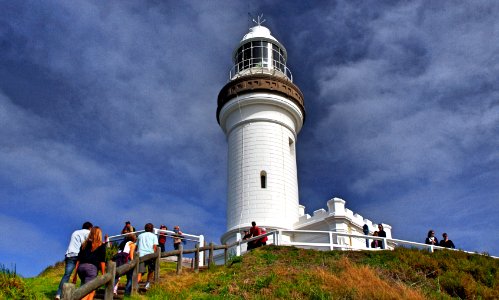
[77,263,98,285]
[139,259,155,273]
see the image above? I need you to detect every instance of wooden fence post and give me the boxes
[224,244,229,265]
[204,241,207,266]
[208,242,214,268]
[62,282,75,300]
[104,261,116,300]
[154,246,161,283]
[194,243,200,273]
[176,243,183,275]
[131,255,139,295]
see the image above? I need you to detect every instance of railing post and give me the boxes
[104,261,116,300]
[329,232,334,250]
[224,244,229,265]
[198,235,204,267]
[208,242,214,268]
[204,241,207,266]
[236,232,241,256]
[131,255,139,295]
[194,243,200,273]
[430,245,434,253]
[154,246,161,282]
[62,282,75,300]
[176,243,183,275]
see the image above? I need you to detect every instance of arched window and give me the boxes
[260,171,267,189]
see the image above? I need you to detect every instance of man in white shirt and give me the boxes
[55,222,92,300]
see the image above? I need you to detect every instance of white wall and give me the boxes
[219,93,304,235]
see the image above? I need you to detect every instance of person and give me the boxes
[439,233,455,249]
[55,221,93,300]
[158,225,168,252]
[137,223,158,290]
[260,227,268,246]
[363,224,370,248]
[249,221,262,249]
[377,224,386,249]
[121,221,135,234]
[113,234,136,296]
[173,225,184,250]
[425,230,439,246]
[242,230,253,251]
[72,227,107,300]
[371,231,381,248]
[242,230,251,240]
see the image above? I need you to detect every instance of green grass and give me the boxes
[3,246,499,299]
[1,264,41,299]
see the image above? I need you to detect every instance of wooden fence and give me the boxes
[61,238,250,300]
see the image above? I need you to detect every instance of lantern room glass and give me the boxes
[234,40,286,74]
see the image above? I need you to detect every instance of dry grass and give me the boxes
[312,257,425,299]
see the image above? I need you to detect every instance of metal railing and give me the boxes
[229,58,293,81]
[107,228,205,266]
[271,229,498,258]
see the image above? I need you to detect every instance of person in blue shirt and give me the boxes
[137,223,158,290]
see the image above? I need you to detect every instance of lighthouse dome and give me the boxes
[241,26,279,45]
[230,25,291,81]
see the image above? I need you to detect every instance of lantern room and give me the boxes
[230,25,292,81]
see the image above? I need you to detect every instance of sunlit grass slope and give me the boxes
[3,246,498,299]
[146,246,499,300]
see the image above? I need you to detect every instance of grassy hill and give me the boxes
[2,246,498,299]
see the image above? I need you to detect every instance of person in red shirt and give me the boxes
[260,227,268,246]
[158,225,167,252]
[249,221,262,249]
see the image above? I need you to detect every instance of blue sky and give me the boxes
[1,1,498,277]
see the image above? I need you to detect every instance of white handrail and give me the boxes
[273,229,498,259]
[107,229,203,243]
[107,228,205,266]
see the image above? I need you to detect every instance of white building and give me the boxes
[217,23,391,249]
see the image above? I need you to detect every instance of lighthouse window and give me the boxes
[235,41,271,72]
[243,45,251,69]
[260,171,267,189]
[272,44,286,73]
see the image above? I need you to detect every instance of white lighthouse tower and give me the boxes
[217,20,305,244]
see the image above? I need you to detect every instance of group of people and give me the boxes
[425,230,456,248]
[243,221,268,250]
[363,224,387,249]
[121,221,184,252]
[55,221,185,300]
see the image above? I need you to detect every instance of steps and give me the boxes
[92,265,209,299]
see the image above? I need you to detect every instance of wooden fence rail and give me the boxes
[61,239,239,300]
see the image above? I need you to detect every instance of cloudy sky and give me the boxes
[1,1,498,277]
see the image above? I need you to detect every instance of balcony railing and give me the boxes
[229,58,293,82]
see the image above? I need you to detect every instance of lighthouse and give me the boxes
[217,21,305,244]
